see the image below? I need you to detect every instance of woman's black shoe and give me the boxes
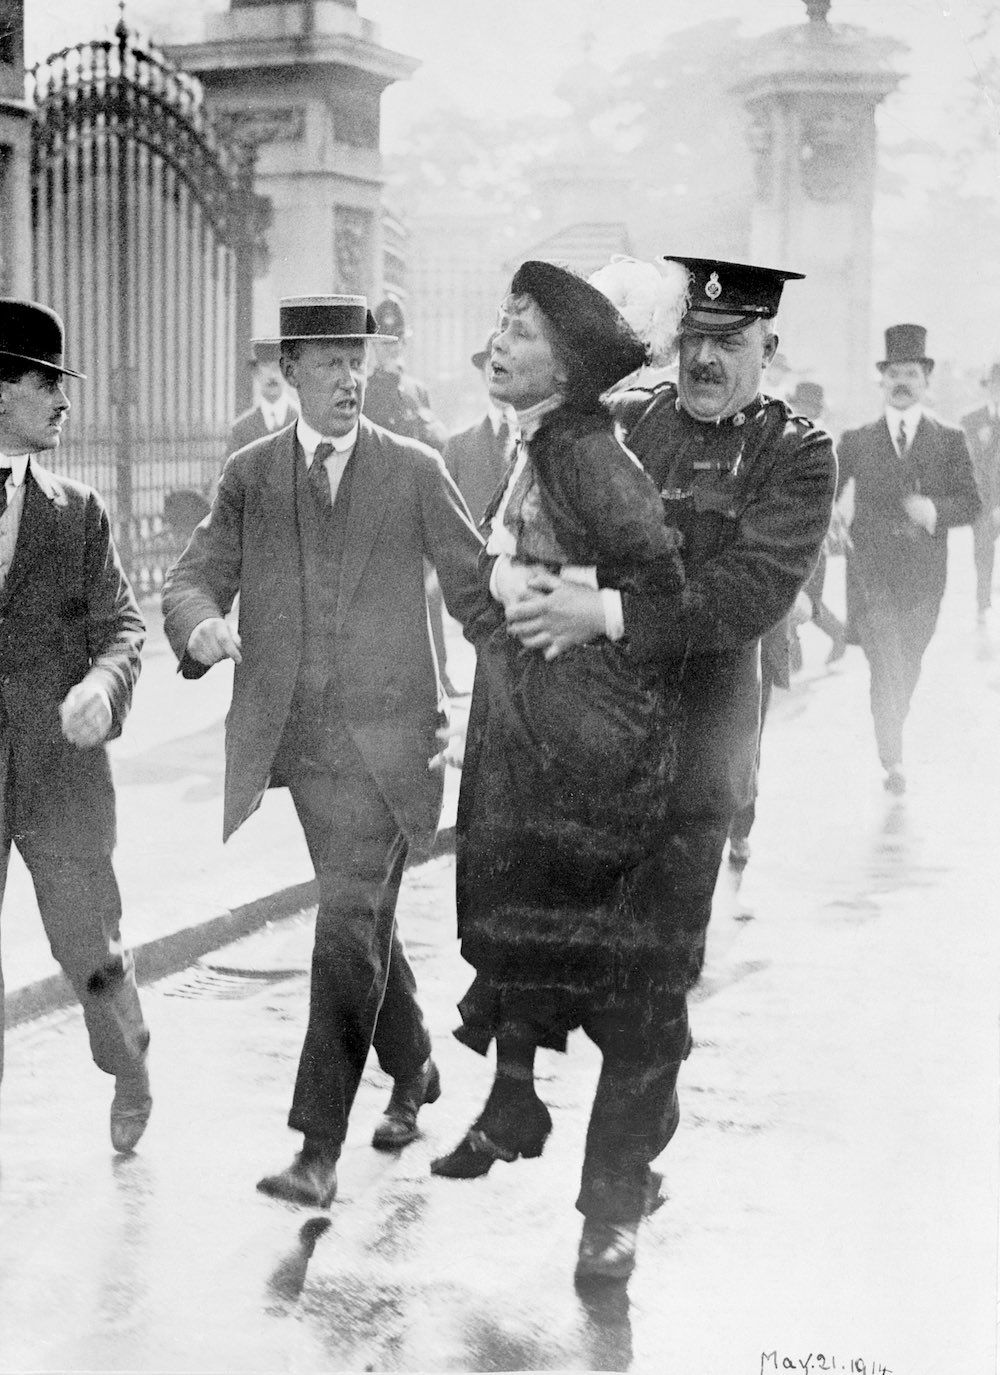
[431,1098,552,1178]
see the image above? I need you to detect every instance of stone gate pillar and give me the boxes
[733,0,902,426]
[0,0,31,296]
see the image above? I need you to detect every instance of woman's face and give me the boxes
[488,294,566,410]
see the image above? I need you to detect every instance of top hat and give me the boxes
[877,323,933,371]
[471,335,494,370]
[267,295,397,346]
[0,299,85,379]
[789,380,825,418]
[509,260,646,396]
[663,256,804,336]
[373,297,407,339]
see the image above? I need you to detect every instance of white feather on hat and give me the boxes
[588,256,690,366]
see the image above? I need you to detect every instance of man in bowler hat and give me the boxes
[229,339,297,453]
[444,337,516,524]
[961,360,1000,624]
[162,294,497,1208]
[837,324,979,793]
[0,299,150,1151]
[501,257,836,1279]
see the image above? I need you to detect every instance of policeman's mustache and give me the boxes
[688,363,724,385]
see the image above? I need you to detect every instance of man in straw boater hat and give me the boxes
[501,256,837,1280]
[163,294,497,1207]
[836,323,979,795]
[0,299,150,1152]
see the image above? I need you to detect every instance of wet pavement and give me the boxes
[0,538,998,1374]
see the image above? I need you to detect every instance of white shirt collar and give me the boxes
[514,394,562,443]
[259,398,290,431]
[885,402,924,435]
[296,416,358,464]
[0,454,32,487]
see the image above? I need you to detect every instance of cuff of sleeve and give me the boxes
[601,588,625,642]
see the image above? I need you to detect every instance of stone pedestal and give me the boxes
[0,0,32,297]
[167,0,416,338]
[733,6,903,427]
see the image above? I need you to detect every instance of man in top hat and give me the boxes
[502,257,836,1280]
[0,299,150,1151]
[443,336,516,524]
[229,339,297,454]
[836,324,979,793]
[960,360,1000,623]
[162,294,497,1208]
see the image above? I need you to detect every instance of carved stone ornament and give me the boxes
[799,105,865,203]
[334,206,373,295]
[215,106,306,147]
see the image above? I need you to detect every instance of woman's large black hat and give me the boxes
[509,261,646,395]
[0,299,85,379]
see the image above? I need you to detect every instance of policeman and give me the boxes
[505,257,837,1282]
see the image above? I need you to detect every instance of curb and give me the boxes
[4,825,456,1030]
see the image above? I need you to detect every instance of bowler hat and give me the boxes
[268,295,396,345]
[509,260,646,397]
[664,256,804,336]
[0,299,85,379]
[877,324,933,372]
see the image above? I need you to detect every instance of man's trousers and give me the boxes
[858,595,941,769]
[973,518,997,614]
[281,722,432,1149]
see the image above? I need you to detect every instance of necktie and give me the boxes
[896,420,909,457]
[309,442,333,513]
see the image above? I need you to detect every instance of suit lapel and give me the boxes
[336,420,390,627]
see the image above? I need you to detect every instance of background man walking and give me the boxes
[961,360,1000,625]
[162,294,496,1209]
[0,299,149,1152]
[837,324,980,793]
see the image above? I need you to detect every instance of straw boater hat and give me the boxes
[0,299,85,379]
[253,295,398,350]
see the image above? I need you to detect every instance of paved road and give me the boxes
[0,539,997,1374]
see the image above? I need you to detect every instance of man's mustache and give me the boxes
[688,364,724,385]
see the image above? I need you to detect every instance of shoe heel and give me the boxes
[425,1065,442,1106]
[516,1101,552,1159]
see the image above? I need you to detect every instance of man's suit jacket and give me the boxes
[837,413,980,612]
[0,464,144,855]
[961,405,1000,531]
[444,416,513,525]
[229,403,294,455]
[162,419,498,853]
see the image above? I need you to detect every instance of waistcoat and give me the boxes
[293,444,356,710]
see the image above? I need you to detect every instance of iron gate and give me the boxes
[30,15,258,593]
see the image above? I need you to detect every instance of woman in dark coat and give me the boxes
[431,263,688,1231]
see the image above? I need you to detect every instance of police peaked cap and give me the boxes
[664,256,805,336]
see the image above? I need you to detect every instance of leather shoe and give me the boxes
[574,1218,639,1283]
[257,1142,339,1208]
[371,1057,441,1150]
[110,1061,152,1153]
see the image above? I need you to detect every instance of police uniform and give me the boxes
[579,259,837,1237]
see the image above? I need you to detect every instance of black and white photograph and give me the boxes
[0,1,997,1371]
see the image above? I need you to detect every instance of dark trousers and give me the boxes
[281,724,431,1148]
[973,519,997,613]
[0,843,148,1088]
[859,596,940,768]
[576,814,730,1225]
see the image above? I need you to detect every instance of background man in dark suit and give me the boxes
[961,360,1000,624]
[162,295,496,1210]
[0,300,149,1152]
[229,339,297,454]
[837,324,980,794]
[444,337,515,524]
